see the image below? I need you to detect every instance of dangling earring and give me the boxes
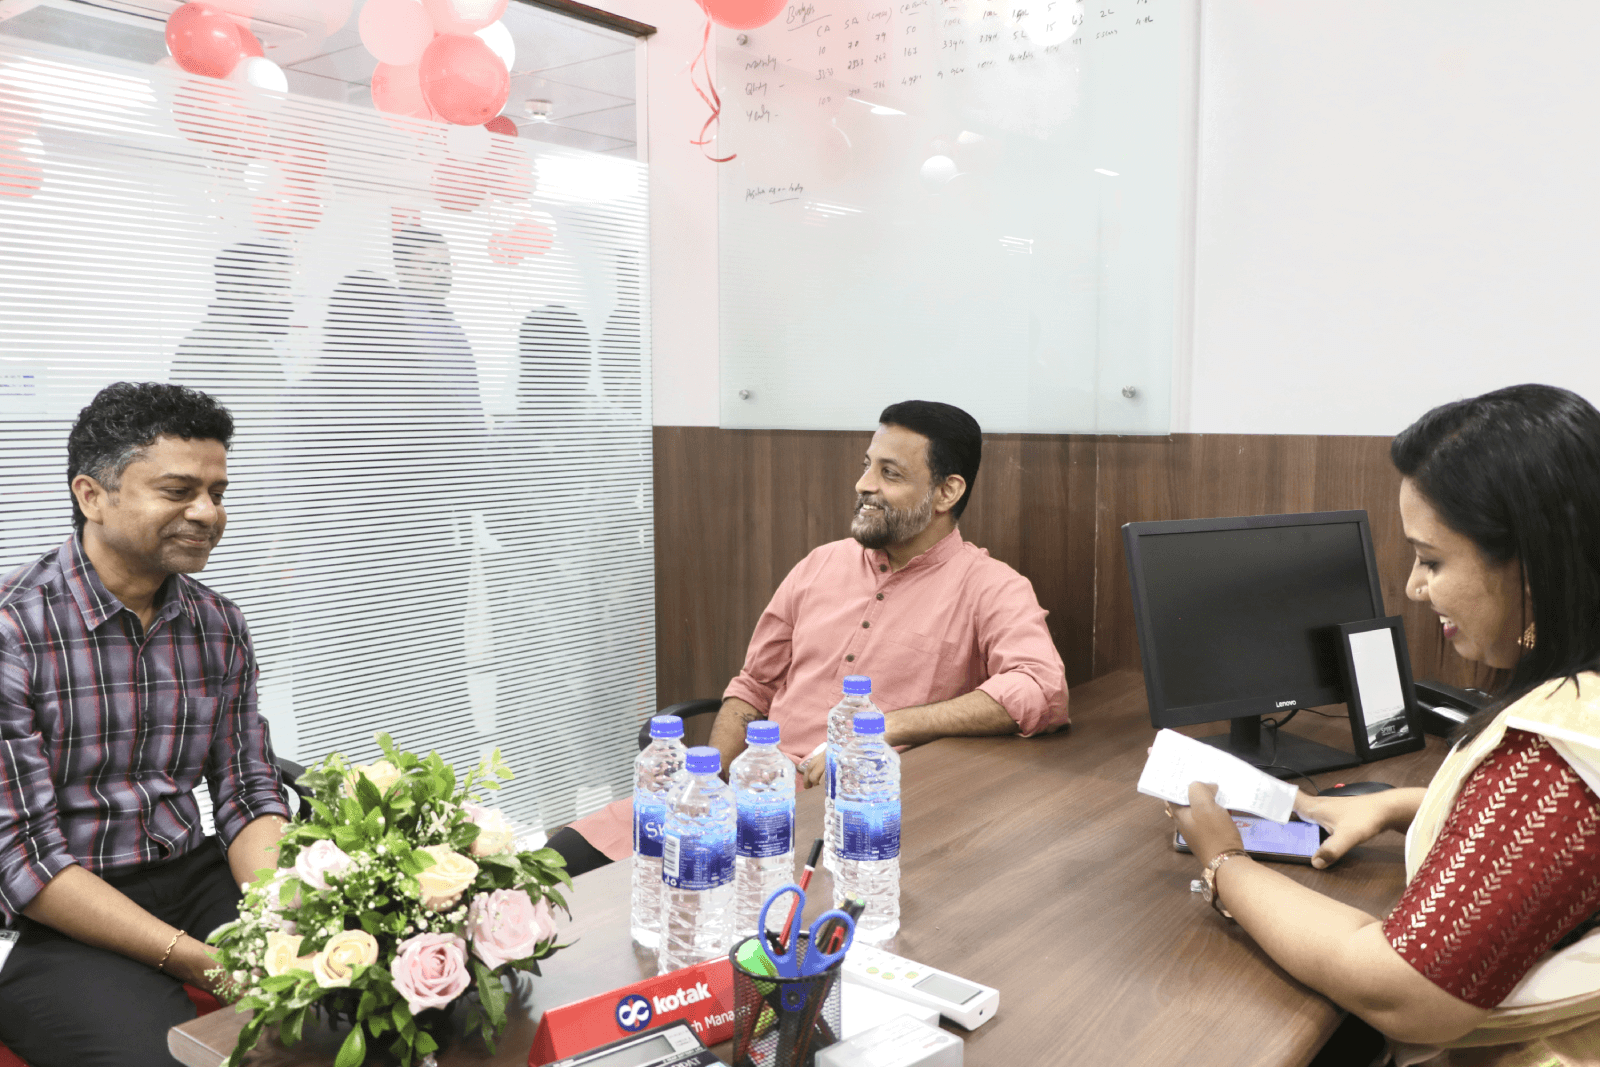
[1519,623,1536,650]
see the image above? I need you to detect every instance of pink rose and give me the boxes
[461,802,516,857]
[390,933,472,1016]
[464,888,554,970]
[294,840,354,891]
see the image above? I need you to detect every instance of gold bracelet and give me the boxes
[157,929,185,972]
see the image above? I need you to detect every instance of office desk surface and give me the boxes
[172,669,1447,1067]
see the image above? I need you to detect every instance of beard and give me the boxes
[850,488,935,550]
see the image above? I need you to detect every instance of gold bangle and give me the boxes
[157,929,185,972]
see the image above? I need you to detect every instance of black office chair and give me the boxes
[275,755,314,821]
[546,698,725,877]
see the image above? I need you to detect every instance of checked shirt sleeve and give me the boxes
[0,616,76,922]
[1383,728,1600,1008]
[204,615,291,847]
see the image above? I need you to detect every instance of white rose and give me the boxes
[462,802,516,857]
[416,845,479,912]
[310,929,379,988]
[262,931,305,977]
[345,759,404,797]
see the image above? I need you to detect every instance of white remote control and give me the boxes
[841,943,999,1030]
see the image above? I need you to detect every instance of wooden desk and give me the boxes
[172,669,1446,1067]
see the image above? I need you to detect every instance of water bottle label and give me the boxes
[837,798,901,861]
[661,831,734,890]
[634,794,668,858]
[736,795,794,858]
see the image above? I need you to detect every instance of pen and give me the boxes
[781,838,825,952]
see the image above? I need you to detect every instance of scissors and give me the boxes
[757,884,857,977]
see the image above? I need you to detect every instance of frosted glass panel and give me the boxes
[0,38,652,836]
[717,0,1192,433]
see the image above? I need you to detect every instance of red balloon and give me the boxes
[487,218,553,266]
[360,0,435,66]
[697,0,784,30]
[371,62,437,120]
[166,3,247,79]
[421,0,506,36]
[418,34,508,127]
[237,25,264,57]
[484,115,517,138]
[0,140,42,200]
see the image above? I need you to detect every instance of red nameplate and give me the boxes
[528,957,734,1066]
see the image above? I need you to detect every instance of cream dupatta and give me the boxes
[1391,674,1600,1067]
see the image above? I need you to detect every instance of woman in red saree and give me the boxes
[1173,383,1600,1067]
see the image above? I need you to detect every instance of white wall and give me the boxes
[623,0,1600,433]
[1186,1,1600,436]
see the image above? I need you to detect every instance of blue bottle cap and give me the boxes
[842,675,872,695]
[746,721,780,745]
[685,746,721,775]
[852,710,886,735]
[649,715,684,740]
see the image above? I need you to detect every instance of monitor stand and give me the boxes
[1196,715,1361,780]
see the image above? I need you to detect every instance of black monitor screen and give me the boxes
[1127,514,1383,726]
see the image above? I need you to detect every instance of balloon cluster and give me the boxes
[164,3,289,92]
[361,0,518,132]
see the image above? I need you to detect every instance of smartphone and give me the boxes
[1173,814,1327,865]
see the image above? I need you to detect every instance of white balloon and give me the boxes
[920,154,958,188]
[238,57,289,93]
[475,21,514,72]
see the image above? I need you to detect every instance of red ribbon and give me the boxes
[688,12,735,163]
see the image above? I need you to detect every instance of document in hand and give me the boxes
[1136,729,1298,823]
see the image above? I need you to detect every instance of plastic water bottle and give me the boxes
[833,709,901,944]
[658,746,736,974]
[730,720,795,940]
[630,715,687,949]
[825,676,879,873]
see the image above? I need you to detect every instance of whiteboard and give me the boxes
[716,0,1194,433]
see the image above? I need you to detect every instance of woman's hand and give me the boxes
[1292,789,1413,870]
[1169,782,1244,866]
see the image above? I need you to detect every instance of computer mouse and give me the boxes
[1320,781,1395,797]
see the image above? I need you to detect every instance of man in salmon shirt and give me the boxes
[553,400,1068,866]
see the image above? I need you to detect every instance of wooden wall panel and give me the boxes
[655,428,1481,714]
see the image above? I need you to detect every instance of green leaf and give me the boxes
[415,1031,439,1056]
[359,910,382,935]
[334,1022,366,1067]
[375,731,399,762]
[355,774,383,814]
[333,825,361,852]
[411,847,437,871]
[308,798,334,823]
[391,1001,411,1034]
[281,1005,307,1046]
[340,796,364,824]
[259,974,300,993]
[357,991,377,1021]
[369,1014,392,1036]
[363,805,383,839]
[473,960,508,1031]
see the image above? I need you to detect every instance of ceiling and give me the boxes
[0,0,640,157]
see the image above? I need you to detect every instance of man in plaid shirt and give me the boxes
[0,382,292,1067]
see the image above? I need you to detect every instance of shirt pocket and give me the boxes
[880,629,968,708]
[144,693,221,783]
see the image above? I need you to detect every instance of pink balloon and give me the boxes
[418,34,507,127]
[484,114,517,138]
[237,25,264,57]
[487,218,553,266]
[319,0,354,34]
[371,62,437,120]
[166,3,247,79]
[421,0,506,37]
[360,0,435,66]
[697,0,784,30]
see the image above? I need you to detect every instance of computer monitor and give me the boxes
[1121,510,1386,779]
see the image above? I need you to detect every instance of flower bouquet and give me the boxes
[208,733,571,1067]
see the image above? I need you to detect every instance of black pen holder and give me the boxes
[729,935,844,1067]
